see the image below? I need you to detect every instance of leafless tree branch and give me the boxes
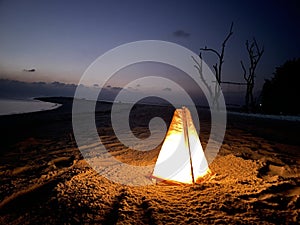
[240,60,247,81]
[199,22,234,109]
[200,47,221,58]
[241,38,264,111]
[191,55,213,97]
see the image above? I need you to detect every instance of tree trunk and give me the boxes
[241,38,264,113]
[249,83,254,110]
[245,85,250,112]
[213,82,221,110]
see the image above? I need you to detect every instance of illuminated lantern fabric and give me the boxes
[152,107,210,184]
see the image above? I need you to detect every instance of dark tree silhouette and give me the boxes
[192,53,213,99]
[240,38,264,112]
[199,22,233,109]
[261,58,300,115]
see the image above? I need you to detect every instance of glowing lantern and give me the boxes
[152,107,212,184]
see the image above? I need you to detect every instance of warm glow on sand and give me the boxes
[152,107,211,184]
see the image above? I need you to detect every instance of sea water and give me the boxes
[0,98,61,116]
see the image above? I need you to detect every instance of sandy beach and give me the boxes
[0,97,299,224]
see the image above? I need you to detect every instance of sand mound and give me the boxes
[54,154,299,224]
[1,131,299,224]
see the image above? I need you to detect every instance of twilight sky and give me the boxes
[0,0,299,92]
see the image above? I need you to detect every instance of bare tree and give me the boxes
[200,22,233,109]
[241,38,264,111]
[192,53,213,98]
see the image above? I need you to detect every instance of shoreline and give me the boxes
[0,98,62,116]
[0,96,299,151]
[36,96,300,122]
[1,96,299,123]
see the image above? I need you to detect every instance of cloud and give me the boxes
[173,30,190,38]
[111,86,122,90]
[23,69,36,72]
[105,85,123,90]
[162,87,172,91]
[0,79,76,98]
[0,79,132,102]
